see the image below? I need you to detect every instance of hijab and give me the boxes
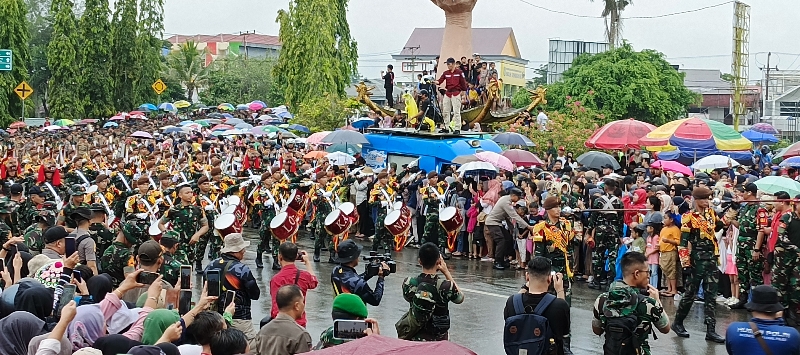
[141,309,180,345]
[155,343,180,355]
[86,274,113,304]
[92,334,142,355]
[127,345,164,355]
[15,284,54,320]
[0,311,47,355]
[68,305,106,351]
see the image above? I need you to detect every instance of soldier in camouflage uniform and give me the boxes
[22,205,56,253]
[731,182,769,308]
[159,230,182,287]
[57,184,90,232]
[159,184,208,265]
[18,186,48,230]
[88,203,116,260]
[671,187,725,343]
[312,174,334,263]
[533,196,578,305]
[587,179,624,289]
[313,293,371,350]
[773,194,800,324]
[195,176,220,270]
[100,222,141,287]
[592,252,670,355]
[421,172,448,252]
[253,173,280,270]
[0,196,18,240]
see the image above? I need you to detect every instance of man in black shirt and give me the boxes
[411,90,437,132]
[381,65,395,108]
[504,256,571,355]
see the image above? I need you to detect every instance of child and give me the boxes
[630,224,646,254]
[513,204,529,270]
[659,213,681,297]
[723,217,739,306]
[645,219,662,289]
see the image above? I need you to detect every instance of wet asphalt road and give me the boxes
[194,228,749,355]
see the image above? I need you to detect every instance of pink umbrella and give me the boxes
[651,160,693,176]
[307,131,331,146]
[109,115,124,121]
[501,149,544,167]
[248,102,265,111]
[475,151,513,171]
[40,125,62,132]
[212,124,234,131]
[310,335,476,355]
[130,131,154,139]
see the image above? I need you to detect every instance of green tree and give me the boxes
[591,0,633,47]
[198,56,279,106]
[294,94,357,132]
[546,43,699,126]
[160,71,186,102]
[531,64,547,87]
[109,0,139,111]
[47,0,82,119]
[274,0,358,109]
[135,0,163,105]
[164,41,208,102]
[511,87,530,109]
[0,0,31,126]
[77,0,113,118]
[26,0,52,116]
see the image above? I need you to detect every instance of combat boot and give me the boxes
[313,247,321,263]
[705,324,725,343]
[588,279,601,290]
[255,251,264,269]
[671,319,690,338]
[327,252,336,263]
[729,293,748,310]
[195,260,203,275]
[271,257,281,270]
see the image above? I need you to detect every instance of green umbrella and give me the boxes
[53,119,75,127]
[753,176,800,196]
[194,120,210,127]
[325,142,361,155]
[278,123,290,129]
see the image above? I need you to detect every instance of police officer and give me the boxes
[100,222,141,287]
[331,240,386,306]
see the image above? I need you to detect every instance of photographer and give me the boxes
[331,240,386,306]
[269,242,318,327]
[314,293,380,349]
[411,90,437,133]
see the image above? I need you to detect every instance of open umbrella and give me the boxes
[139,103,157,111]
[310,334,476,355]
[456,161,497,173]
[650,160,693,176]
[225,118,245,125]
[218,103,235,111]
[207,112,224,119]
[772,141,800,160]
[321,130,369,145]
[178,120,193,126]
[640,117,752,154]
[235,104,249,110]
[307,131,331,145]
[109,115,124,121]
[235,123,254,130]
[102,122,118,128]
[191,102,208,109]
[163,127,183,134]
[53,119,75,127]
[576,151,620,170]
[585,118,657,150]
[287,124,310,133]
[303,151,328,160]
[325,143,361,155]
[174,100,191,109]
[754,176,800,196]
[351,118,375,130]
[741,130,779,144]
[475,151,513,171]
[78,119,98,125]
[492,132,535,147]
[327,151,356,166]
[221,113,234,119]
[277,129,298,138]
[779,156,800,168]
[8,122,26,129]
[159,102,176,111]
[193,120,210,127]
[751,122,778,135]
[690,155,740,170]
[212,124,234,131]
[130,131,154,139]
[452,155,480,165]
[501,149,544,167]
[248,102,265,111]
[41,125,63,132]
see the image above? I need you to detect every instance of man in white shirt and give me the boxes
[536,107,548,131]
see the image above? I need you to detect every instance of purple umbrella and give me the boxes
[751,122,778,135]
[130,131,154,139]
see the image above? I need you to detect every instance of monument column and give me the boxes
[431,0,478,74]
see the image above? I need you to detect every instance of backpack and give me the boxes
[601,293,646,355]
[503,293,557,355]
[396,277,448,340]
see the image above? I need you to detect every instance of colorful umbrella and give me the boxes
[8,122,26,129]
[310,334,476,355]
[252,100,267,107]
[751,122,778,135]
[776,142,800,160]
[586,118,657,150]
[174,100,191,109]
[754,176,800,196]
[158,102,176,111]
[109,115,125,121]
[655,149,753,165]
[212,124,234,131]
[53,119,75,127]
[139,103,157,111]
[779,156,800,168]
[501,149,544,167]
[303,151,328,159]
[221,113,233,119]
[577,151,620,170]
[102,122,118,128]
[741,130,779,144]
[492,132,535,147]
[691,155,739,170]
[639,117,752,153]
[218,103,235,111]
[130,131,154,139]
[650,160,693,176]
[248,102,265,111]
[307,131,331,145]
[475,151,513,171]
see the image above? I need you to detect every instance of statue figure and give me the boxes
[431,0,478,71]
[526,85,548,112]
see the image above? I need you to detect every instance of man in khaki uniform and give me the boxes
[256,284,312,355]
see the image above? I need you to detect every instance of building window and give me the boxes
[401,62,428,72]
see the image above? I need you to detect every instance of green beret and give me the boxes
[121,222,143,244]
[332,293,368,319]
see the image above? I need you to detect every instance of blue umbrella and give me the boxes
[235,123,254,130]
[103,122,118,128]
[221,113,233,119]
[742,130,779,144]
[236,104,249,110]
[351,118,374,130]
[780,156,800,168]
[139,103,157,111]
[163,127,183,134]
[179,120,193,126]
[287,124,310,133]
[159,102,176,111]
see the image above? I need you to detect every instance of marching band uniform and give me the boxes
[123,176,157,247]
[370,172,398,254]
[312,174,335,263]
[533,199,577,305]
[252,173,281,269]
[420,173,448,252]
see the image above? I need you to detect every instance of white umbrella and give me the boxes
[691,155,740,170]
[457,161,497,173]
[327,151,355,166]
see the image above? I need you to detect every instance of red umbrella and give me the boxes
[8,121,26,129]
[501,149,544,167]
[212,124,234,131]
[779,141,800,159]
[585,118,657,150]
[311,335,476,355]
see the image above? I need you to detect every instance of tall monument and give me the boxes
[432,0,477,72]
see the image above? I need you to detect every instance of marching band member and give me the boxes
[533,196,577,305]
[196,175,221,269]
[159,184,209,265]
[252,172,280,270]
[123,176,156,246]
[369,172,397,254]
[312,173,335,263]
[0,157,22,195]
[34,157,63,203]
[420,172,449,255]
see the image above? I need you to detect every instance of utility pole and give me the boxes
[239,31,256,60]
[759,52,778,117]
[404,46,420,92]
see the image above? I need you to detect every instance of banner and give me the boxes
[363,149,387,171]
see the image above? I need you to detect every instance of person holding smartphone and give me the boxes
[269,242,318,327]
[313,293,380,349]
[122,240,173,305]
[40,226,69,260]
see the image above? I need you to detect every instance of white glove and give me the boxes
[135,213,149,220]
[154,198,164,205]
[438,194,446,201]
[240,180,250,188]
[302,181,313,187]
[323,191,332,198]
[265,201,274,208]
[204,205,215,211]
[381,201,388,207]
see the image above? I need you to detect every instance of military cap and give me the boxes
[69,184,87,196]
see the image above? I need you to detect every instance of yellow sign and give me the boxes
[499,61,526,87]
[14,81,32,100]
[152,79,166,95]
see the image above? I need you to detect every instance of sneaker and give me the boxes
[587,276,594,283]
[727,297,738,305]
[716,295,727,303]
[480,256,492,262]
[510,260,519,265]
[674,294,682,301]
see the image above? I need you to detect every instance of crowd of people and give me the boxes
[0,107,798,355]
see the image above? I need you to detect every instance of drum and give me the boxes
[286,190,308,212]
[392,201,404,211]
[438,206,464,234]
[221,205,237,215]
[214,213,240,238]
[227,195,248,224]
[338,202,359,224]
[324,209,351,236]
[384,209,411,237]
[270,211,300,241]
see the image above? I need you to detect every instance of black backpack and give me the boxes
[601,294,646,355]
[503,293,556,355]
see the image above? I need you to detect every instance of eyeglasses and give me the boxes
[635,268,651,277]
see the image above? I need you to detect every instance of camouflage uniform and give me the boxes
[313,327,345,350]
[421,185,447,249]
[312,187,334,259]
[89,222,116,261]
[533,217,577,305]
[59,201,90,229]
[736,202,768,296]
[160,203,207,265]
[0,197,19,238]
[160,231,182,287]
[400,273,464,341]
[587,194,623,282]
[195,191,220,263]
[100,223,141,287]
[253,188,279,266]
[22,224,45,253]
[773,211,800,311]
[370,182,397,253]
[674,209,723,327]
[592,281,669,355]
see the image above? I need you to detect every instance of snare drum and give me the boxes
[285,189,308,213]
[384,209,411,237]
[338,202,359,224]
[214,213,240,238]
[324,209,351,236]
[270,211,300,241]
[227,195,248,223]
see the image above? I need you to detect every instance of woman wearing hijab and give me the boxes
[91,335,141,355]
[0,311,47,355]
[82,275,112,306]
[15,284,55,321]
[140,309,180,345]
[67,305,106,351]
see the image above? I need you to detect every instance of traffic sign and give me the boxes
[152,79,166,95]
[0,49,11,71]
[14,81,32,100]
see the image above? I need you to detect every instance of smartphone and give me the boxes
[73,270,82,284]
[136,271,159,285]
[178,290,192,315]
[206,270,220,297]
[180,265,191,289]
[57,284,76,317]
[64,236,76,257]
[332,319,370,340]
[226,290,236,307]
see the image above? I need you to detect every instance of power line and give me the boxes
[511,0,733,20]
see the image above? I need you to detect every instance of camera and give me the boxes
[363,251,396,278]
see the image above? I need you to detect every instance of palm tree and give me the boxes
[593,0,633,47]
[164,40,209,101]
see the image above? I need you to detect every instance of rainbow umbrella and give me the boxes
[53,119,75,127]
[639,117,752,153]
[218,103,235,111]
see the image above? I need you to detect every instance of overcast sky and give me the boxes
[163,0,798,82]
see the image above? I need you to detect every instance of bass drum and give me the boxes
[214,214,239,239]
[286,190,308,213]
[148,222,163,241]
[338,202,359,224]
[227,195,247,224]
[384,209,411,237]
[270,211,300,241]
[438,206,464,234]
[324,209,351,236]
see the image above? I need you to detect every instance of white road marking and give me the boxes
[460,287,509,299]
